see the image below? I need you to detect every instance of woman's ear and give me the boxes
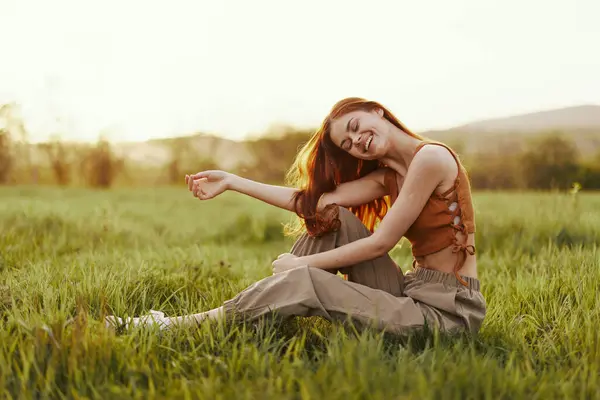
[375,107,384,117]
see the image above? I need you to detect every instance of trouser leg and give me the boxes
[222,265,424,333]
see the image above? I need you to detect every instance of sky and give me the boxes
[1,0,598,143]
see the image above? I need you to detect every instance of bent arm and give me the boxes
[318,167,398,210]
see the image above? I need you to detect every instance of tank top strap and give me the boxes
[438,179,460,199]
[413,140,430,156]
[415,140,460,161]
[414,141,463,172]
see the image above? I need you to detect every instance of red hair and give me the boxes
[285,97,424,236]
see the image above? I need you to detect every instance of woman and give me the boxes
[105,97,486,335]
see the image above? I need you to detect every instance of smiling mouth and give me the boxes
[364,134,373,152]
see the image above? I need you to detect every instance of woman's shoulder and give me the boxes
[411,142,463,195]
[415,140,459,160]
[412,142,458,173]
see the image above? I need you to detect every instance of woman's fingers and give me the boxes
[193,181,203,196]
[188,174,194,191]
[192,179,217,200]
[187,171,225,193]
[191,178,203,194]
[190,171,213,181]
[187,171,208,190]
[190,175,205,191]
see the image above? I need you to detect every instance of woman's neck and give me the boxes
[380,126,422,175]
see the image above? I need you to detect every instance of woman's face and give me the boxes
[329,108,389,160]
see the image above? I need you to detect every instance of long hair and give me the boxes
[285,97,424,237]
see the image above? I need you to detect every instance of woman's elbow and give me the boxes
[369,235,396,257]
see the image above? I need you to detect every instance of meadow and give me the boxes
[1,186,599,399]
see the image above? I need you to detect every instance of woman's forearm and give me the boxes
[228,175,300,212]
[300,236,388,270]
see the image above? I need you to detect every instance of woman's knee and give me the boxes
[285,265,335,285]
[290,206,370,256]
[336,206,371,237]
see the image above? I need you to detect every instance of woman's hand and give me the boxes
[272,253,307,274]
[185,170,234,200]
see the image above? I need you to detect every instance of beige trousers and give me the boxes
[223,207,486,335]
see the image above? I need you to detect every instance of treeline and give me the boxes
[460,133,600,190]
[0,135,125,188]
[0,103,125,188]
[1,102,599,190]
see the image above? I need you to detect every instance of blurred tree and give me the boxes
[0,103,34,184]
[40,137,71,186]
[577,150,600,189]
[0,127,11,184]
[465,151,524,190]
[167,137,187,184]
[520,132,580,190]
[80,137,124,188]
[241,129,311,183]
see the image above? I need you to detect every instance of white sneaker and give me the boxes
[105,310,171,331]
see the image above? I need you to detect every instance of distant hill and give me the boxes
[441,105,600,133]
[423,105,600,156]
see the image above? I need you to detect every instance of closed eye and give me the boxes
[340,118,359,151]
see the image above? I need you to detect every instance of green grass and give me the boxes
[1,186,599,399]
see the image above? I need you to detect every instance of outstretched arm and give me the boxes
[229,175,300,211]
[186,171,299,211]
[187,167,396,213]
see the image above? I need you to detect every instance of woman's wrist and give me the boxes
[297,255,310,268]
[225,173,240,191]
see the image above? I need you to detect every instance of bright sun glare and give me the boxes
[1,0,598,143]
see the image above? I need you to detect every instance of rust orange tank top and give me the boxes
[385,141,476,286]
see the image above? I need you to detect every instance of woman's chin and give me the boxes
[358,152,378,161]
[364,145,380,160]
[354,146,379,160]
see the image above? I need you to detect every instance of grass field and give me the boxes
[1,186,599,399]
